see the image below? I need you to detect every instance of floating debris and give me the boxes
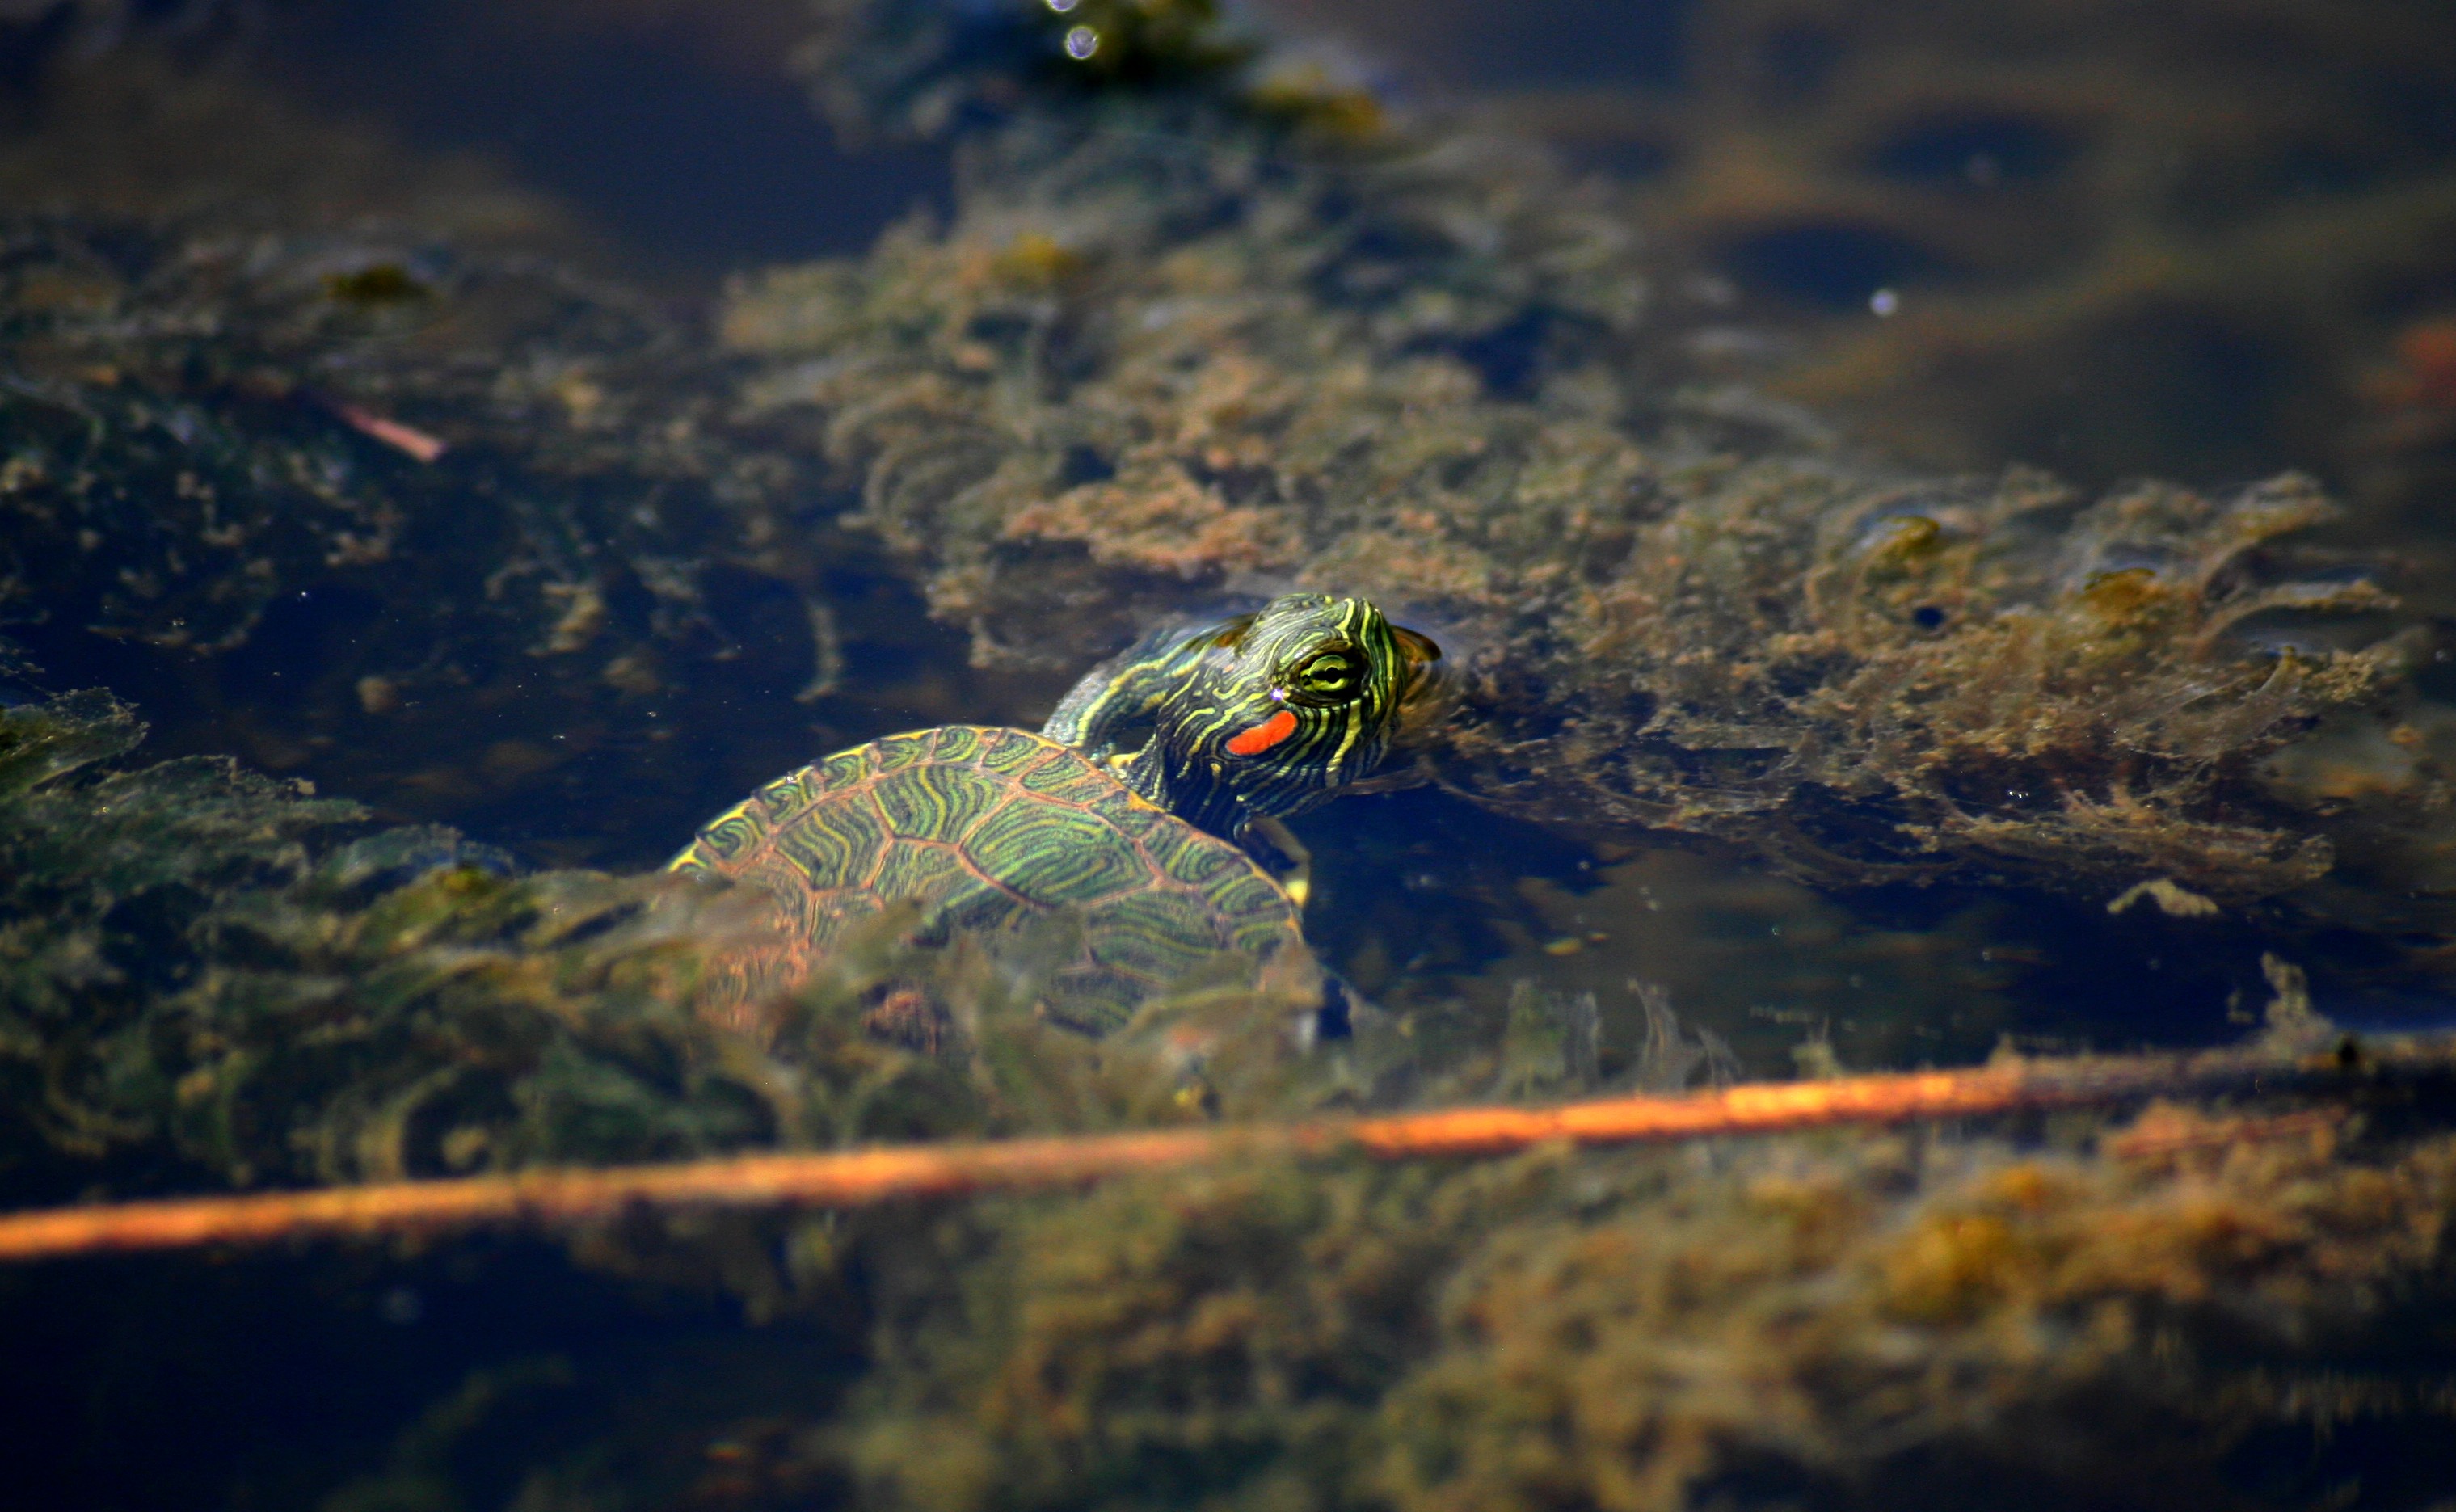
[327,400,447,463]
[2106,876,2222,918]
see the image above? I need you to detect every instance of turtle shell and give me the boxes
[672,724,1311,1035]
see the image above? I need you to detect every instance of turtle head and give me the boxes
[1148,592,1442,827]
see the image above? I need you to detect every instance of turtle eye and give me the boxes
[1282,642,1363,706]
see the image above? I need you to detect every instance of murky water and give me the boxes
[6,2,2456,1506]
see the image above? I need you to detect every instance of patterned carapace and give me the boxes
[671,725,1308,1036]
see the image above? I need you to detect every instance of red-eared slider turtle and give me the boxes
[672,593,1443,1036]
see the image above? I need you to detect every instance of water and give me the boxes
[6,2,2456,1506]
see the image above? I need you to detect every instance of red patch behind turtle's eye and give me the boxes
[1225,708,1299,756]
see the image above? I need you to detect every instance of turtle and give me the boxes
[671,593,1442,1038]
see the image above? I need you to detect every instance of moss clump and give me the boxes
[0,213,992,864]
[1362,1112,2456,1510]
[0,213,767,652]
[722,57,2420,903]
[538,1097,2443,1512]
[0,686,741,1201]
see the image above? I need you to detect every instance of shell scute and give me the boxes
[1017,748,1102,803]
[1163,837,1235,888]
[1228,914,1295,956]
[872,731,931,772]
[1087,782,1160,830]
[680,802,765,868]
[818,749,871,791]
[1087,891,1229,977]
[930,725,986,765]
[873,762,1004,840]
[773,794,885,886]
[976,727,1042,774]
[870,838,968,903]
[967,798,1148,908]
[1131,815,1191,871]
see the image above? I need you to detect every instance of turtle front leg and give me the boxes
[1239,814,1314,912]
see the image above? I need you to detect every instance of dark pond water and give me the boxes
[6,2,2456,1507]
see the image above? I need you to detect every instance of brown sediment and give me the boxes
[0,1037,2422,1262]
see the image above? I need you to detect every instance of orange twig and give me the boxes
[331,402,448,463]
[0,1039,2422,1264]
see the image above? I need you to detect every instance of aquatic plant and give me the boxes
[10,4,2437,906]
[0,685,744,1201]
[0,682,1338,1217]
[0,213,917,862]
[825,1104,2456,1511]
[263,1085,2456,1512]
[727,6,2433,906]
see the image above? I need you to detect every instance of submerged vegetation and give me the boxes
[2,1,2456,1507]
[0,208,1046,865]
[15,686,2456,1511]
[0,682,1342,1214]
[748,0,2448,912]
[828,1107,2456,1512]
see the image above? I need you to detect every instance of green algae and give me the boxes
[726,6,2435,910]
[0,685,743,1198]
[828,1109,2456,1512]
[9,2,2441,905]
[0,210,1013,865]
[298,1097,2456,1512]
[0,682,1332,1211]
[16,669,2455,1510]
